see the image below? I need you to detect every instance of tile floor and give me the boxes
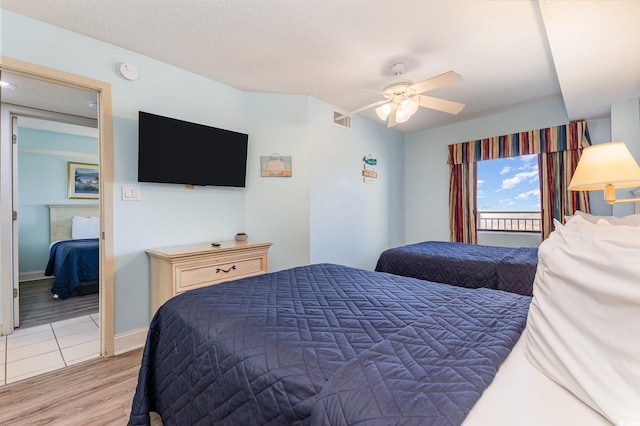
[0,313,99,385]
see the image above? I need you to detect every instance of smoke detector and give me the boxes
[118,63,140,81]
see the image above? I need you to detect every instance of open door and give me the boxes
[1,56,114,355]
[11,115,19,327]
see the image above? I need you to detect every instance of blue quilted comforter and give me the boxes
[44,238,99,299]
[129,263,531,425]
[375,241,538,296]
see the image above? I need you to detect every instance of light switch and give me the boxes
[122,186,140,201]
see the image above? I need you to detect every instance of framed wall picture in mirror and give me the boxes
[68,162,99,199]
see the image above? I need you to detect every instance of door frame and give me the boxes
[0,56,115,356]
[10,115,19,328]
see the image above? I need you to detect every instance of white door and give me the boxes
[11,115,19,327]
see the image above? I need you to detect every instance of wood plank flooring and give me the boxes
[0,348,162,425]
[19,278,99,329]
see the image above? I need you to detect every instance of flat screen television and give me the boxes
[138,111,248,187]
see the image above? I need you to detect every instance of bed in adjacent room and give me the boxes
[375,241,538,296]
[44,204,100,299]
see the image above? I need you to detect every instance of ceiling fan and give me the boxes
[352,63,465,127]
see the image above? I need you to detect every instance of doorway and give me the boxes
[0,57,114,372]
[14,114,100,332]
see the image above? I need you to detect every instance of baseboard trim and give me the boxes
[114,326,148,355]
[19,271,47,282]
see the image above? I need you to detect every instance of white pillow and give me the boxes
[71,215,100,239]
[525,218,640,424]
[566,210,640,226]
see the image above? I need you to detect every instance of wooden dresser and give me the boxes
[147,240,272,317]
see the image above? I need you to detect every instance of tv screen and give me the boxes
[138,111,248,187]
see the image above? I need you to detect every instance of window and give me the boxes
[477,154,541,233]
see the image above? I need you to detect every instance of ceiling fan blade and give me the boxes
[350,99,389,115]
[418,95,465,115]
[356,88,384,95]
[409,71,463,95]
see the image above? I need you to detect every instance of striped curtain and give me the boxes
[449,162,477,243]
[539,147,590,239]
[447,121,591,242]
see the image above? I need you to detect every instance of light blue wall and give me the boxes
[404,100,635,246]
[404,99,570,245]
[243,93,312,272]
[4,9,638,335]
[1,10,406,334]
[308,100,405,269]
[243,94,405,272]
[477,232,541,248]
[611,99,640,217]
[2,11,253,333]
[583,117,612,216]
[17,126,98,273]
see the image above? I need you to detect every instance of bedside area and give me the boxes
[147,240,272,317]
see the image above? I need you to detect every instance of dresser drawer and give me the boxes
[175,257,266,293]
[148,240,271,318]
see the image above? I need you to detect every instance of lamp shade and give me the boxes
[568,142,640,191]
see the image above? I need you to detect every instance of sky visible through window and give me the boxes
[477,155,540,211]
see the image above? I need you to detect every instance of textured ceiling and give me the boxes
[1,0,639,133]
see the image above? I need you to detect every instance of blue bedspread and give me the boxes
[375,241,538,296]
[44,238,99,299]
[129,263,530,425]
[496,247,539,296]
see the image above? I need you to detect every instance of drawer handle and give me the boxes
[216,265,237,273]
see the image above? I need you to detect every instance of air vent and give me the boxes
[333,111,351,129]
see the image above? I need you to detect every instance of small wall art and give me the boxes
[362,154,377,184]
[261,154,292,177]
[68,162,99,199]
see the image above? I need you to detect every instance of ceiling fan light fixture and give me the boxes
[352,65,464,126]
[405,96,420,116]
[375,103,392,121]
[395,108,411,124]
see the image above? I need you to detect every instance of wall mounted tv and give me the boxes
[138,111,248,187]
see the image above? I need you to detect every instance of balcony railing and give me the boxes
[477,210,541,233]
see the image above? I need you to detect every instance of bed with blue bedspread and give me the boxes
[129,263,530,425]
[44,238,99,299]
[375,241,538,296]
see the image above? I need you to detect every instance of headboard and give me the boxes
[49,204,99,243]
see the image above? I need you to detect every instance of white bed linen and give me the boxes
[463,330,611,426]
[71,215,100,239]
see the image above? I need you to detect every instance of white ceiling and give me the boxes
[1,0,639,133]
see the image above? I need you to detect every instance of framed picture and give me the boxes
[68,162,99,199]
[260,154,292,177]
